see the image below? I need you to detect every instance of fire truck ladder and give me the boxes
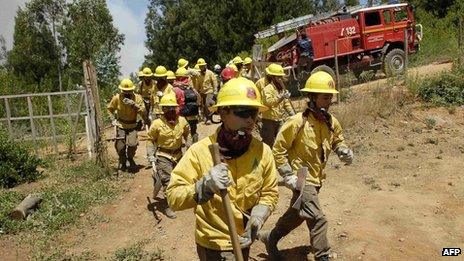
[254,5,363,39]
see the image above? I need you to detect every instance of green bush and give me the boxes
[409,66,464,107]
[0,131,43,188]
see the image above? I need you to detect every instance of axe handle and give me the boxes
[209,143,244,261]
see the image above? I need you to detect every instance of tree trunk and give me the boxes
[9,194,43,220]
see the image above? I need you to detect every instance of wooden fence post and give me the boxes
[82,60,107,166]
[47,95,58,154]
[4,98,13,137]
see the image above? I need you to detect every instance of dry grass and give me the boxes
[331,81,414,130]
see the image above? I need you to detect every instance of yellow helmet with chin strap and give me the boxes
[178,58,189,69]
[265,63,285,76]
[154,66,168,77]
[159,93,178,107]
[197,58,207,66]
[233,56,243,64]
[139,67,153,77]
[300,71,339,94]
[211,77,267,112]
[166,70,176,80]
[175,67,188,77]
[118,78,135,91]
[243,57,252,65]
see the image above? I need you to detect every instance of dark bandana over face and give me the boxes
[217,124,252,159]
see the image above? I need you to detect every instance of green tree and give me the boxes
[8,0,61,90]
[60,0,124,88]
[94,46,121,90]
[344,0,359,6]
[144,0,317,68]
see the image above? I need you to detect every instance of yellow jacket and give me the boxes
[107,93,146,129]
[147,116,190,162]
[151,83,175,115]
[273,112,346,186]
[166,131,279,250]
[255,77,267,93]
[195,69,217,94]
[261,83,293,121]
[137,80,155,100]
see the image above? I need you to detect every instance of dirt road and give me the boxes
[4,62,463,260]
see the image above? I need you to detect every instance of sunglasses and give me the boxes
[230,107,259,119]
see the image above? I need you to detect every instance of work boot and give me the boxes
[165,207,176,219]
[128,158,137,173]
[316,255,330,261]
[258,230,282,260]
[118,158,127,172]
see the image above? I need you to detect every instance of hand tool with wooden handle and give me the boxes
[209,143,244,261]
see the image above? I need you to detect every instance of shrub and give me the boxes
[0,131,43,188]
[411,67,464,107]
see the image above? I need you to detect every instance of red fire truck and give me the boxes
[253,2,423,85]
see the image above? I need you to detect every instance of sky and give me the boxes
[0,0,370,78]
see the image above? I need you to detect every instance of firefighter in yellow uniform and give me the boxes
[166,77,279,260]
[242,57,253,80]
[195,58,218,124]
[150,65,175,117]
[137,68,155,123]
[107,79,147,172]
[232,56,244,76]
[260,63,295,147]
[147,94,190,219]
[166,70,176,85]
[260,72,354,261]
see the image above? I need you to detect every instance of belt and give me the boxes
[118,118,137,124]
[158,147,182,154]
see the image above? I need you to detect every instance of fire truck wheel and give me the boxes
[383,48,405,77]
[311,65,335,79]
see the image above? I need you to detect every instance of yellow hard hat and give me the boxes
[139,67,153,77]
[175,67,188,77]
[154,65,168,77]
[178,58,189,69]
[211,77,267,112]
[159,93,178,107]
[243,57,252,65]
[118,78,135,91]
[265,63,285,76]
[228,64,238,72]
[197,58,207,66]
[300,71,339,94]
[166,70,176,80]
[233,56,244,64]
[194,64,200,71]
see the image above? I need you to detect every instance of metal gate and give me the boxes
[0,89,92,157]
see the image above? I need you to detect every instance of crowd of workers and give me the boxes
[106,56,354,261]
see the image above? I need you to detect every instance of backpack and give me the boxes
[181,88,199,116]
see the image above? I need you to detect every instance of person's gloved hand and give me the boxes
[283,175,298,191]
[148,155,156,164]
[122,97,136,106]
[336,147,354,165]
[205,163,231,194]
[278,90,291,102]
[194,163,232,204]
[109,116,118,127]
[240,204,271,248]
[278,163,298,191]
[156,91,163,98]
